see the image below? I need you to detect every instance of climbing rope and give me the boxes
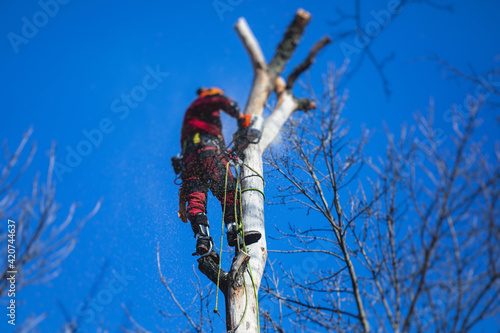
[241,162,265,185]
[240,162,266,199]
[213,163,230,316]
[213,159,265,331]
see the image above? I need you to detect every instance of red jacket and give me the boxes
[181,94,240,145]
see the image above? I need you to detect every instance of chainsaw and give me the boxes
[231,114,264,159]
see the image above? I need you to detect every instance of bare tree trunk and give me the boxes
[195,9,329,332]
[226,143,265,332]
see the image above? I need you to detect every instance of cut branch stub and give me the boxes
[229,251,251,289]
[295,98,316,111]
[287,36,332,89]
[197,257,230,296]
[268,9,312,82]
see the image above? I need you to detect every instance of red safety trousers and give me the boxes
[181,140,239,231]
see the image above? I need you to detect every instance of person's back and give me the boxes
[180,87,240,145]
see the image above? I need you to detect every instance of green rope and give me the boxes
[240,162,265,199]
[213,163,230,316]
[213,160,265,331]
[242,162,266,185]
[241,188,265,200]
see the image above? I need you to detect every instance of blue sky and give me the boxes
[1,0,499,332]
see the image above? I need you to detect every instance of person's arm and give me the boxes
[215,95,251,129]
[204,95,242,119]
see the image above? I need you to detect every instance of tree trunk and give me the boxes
[197,9,330,332]
[227,144,266,331]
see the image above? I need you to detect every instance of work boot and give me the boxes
[226,222,262,248]
[196,232,213,255]
[192,213,219,263]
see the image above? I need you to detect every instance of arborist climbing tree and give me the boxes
[173,87,261,262]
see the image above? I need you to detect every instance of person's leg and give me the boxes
[182,153,215,257]
[205,155,239,222]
